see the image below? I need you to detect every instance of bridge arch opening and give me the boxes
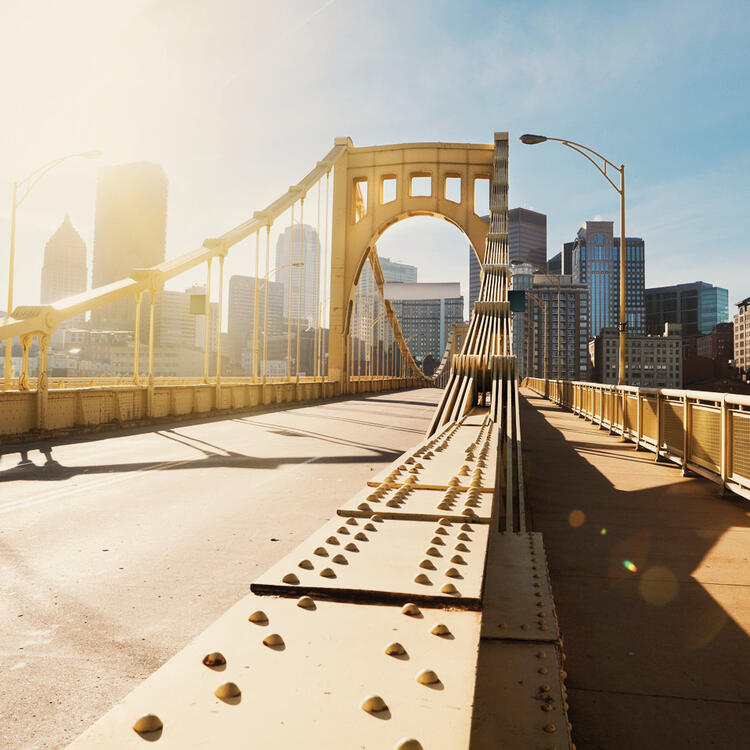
[346,214,480,378]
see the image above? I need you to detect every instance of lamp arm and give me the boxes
[547,138,622,194]
[14,156,71,207]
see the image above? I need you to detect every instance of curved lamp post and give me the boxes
[520,134,627,385]
[4,149,102,383]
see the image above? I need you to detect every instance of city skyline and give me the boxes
[1,0,747,321]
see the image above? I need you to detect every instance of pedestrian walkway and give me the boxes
[520,389,750,750]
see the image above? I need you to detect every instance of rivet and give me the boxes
[425,547,441,557]
[437,502,452,510]
[337,526,350,535]
[297,596,315,609]
[430,536,445,545]
[419,559,436,570]
[394,740,424,750]
[344,542,359,552]
[539,666,549,674]
[320,567,336,578]
[543,724,557,734]
[386,499,400,507]
[314,547,328,556]
[535,592,543,597]
[298,559,314,569]
[457,532,471,541]
[450,554,465,564]
[438,518,452,526]
[371,514,384,522]
[282,573,300,584]
[346,517,358,525]
[445,567,461,579]
[133,714,162,735]
[262,633,284,648]
[441,583,459,594]
[434,527,449,536]
[202,651,226,667]
[354,532,369,541]
[416,669,440,685]
[542,703,554,712]
[537,651,547,659]
[248,610,268,624]
[540,684,551,692]
[366,494,379,503]
[460,523,473,531]
[326,536,339,545]
[401,602,421,617]
[385,641,406,656]
[431,623,451,636]
[214,681,241,699]
[462,508,477,517]
[331,554,347,564]
[414,573,431,584]
[357,502,372,511]
[361,694,388,713]
[521,623,530,630]
[454,542,469,552]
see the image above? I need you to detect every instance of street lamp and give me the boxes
[4,149,102,383]
[520,133,627,385]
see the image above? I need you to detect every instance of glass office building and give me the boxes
[571,221,645,340]
[645,281,729,337]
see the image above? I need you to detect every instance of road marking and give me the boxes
[0,454,324,517]
[0,459,191,516]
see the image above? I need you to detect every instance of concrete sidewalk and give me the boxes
[520,389,750,750]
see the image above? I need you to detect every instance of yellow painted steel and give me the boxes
[525,377,750,502]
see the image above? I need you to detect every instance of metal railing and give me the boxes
[524,378,750,502]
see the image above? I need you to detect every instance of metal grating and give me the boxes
[641,396,657,441]
[662,400,684,455]
[730,411,750,484]
[689,405,721,471]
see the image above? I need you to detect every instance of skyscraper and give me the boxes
[645,282,729,337]
[379,256,417,283]
[508,208,547,268]
[571,221,645,340]
[275,224,321,327]
[227,275,284,370]
[40,214,87,328]
[384,282,463,368]
[547,241,574,275]
[734,297,750,379]
[91,162,168,330]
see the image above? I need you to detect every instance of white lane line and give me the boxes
[0,454,324,517]
[0,459,192,516]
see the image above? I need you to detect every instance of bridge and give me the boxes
[1,134,748,749]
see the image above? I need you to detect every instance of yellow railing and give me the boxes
[524,378,750,502]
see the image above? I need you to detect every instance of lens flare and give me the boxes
[623,559,637,573]
[568,509,585,527]
[600,528,607,535]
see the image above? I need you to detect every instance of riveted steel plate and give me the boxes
[338,484,494,523]
[251,516,490,609]
[368,421,499,493]
[470,640,572,749]
[481,532,559,642]
[68,595,481,750]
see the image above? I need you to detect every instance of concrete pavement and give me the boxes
[521,388,750,750]
[0,388,440,750]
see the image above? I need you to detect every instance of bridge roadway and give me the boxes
[0,388,441,750]
[521,388,750,749]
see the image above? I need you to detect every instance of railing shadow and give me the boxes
[520,389,750,749]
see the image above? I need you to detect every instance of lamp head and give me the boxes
[292,262,304,267]
[80,150,103,159]
[519,134,547,145]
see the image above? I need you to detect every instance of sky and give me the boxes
[1,0,749,322]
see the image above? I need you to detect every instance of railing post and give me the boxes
[133,291,143,386]
[608,388,615,435]
[634,388,642,450]
[203,258,212,384]
[147,290,156,417]
[620,388,627,441]
[655,391,664,462]
[215,254,225,405]
[720,394,729,494]
[681,394,691,476]
[36,333,50,430]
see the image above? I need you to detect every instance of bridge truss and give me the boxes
[67,133,573,749]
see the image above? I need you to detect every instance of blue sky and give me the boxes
[1,0,748,318]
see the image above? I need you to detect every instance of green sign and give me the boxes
[509,290,526,312]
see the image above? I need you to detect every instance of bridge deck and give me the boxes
[521,388,750,749]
